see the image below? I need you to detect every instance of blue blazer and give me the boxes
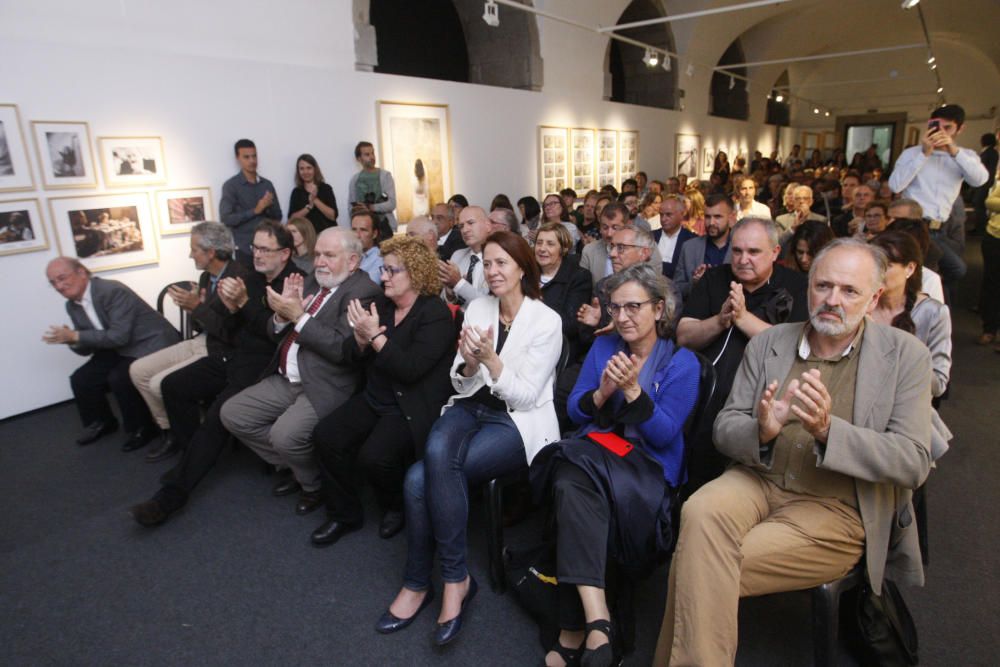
[653,227,696,279]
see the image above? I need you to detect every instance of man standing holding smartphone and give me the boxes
[889,105,988,302]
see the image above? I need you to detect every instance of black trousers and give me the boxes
[155,362,261,512]
[161,356,229,447]
[70,350,151,433]
[312,392,415,524]
[552,462,611,631]
[981,233,1000,333]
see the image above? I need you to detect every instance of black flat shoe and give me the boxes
[310,518,362,547]
[130,498,172,527]
[272,476,301,497]
[378,510,405,539]
[295,490,324,515]
[580,619,614,667]
[375,588,436,634]
[433,576,478,646]
[145,432,179,463]
[121,426,158,452]
[76,419,119,446]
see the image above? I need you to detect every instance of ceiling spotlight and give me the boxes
[662,56,672,72]
[685,63,695,78]
[901,0,920,9]
[813,107,820,114]
[930,63,937,70]
[482,0,499,27]
[937,86,944,93]
[643,48,659,67]
[824,111,831,117]
[775,94,784,102]
[927,56,935,64]
[729,75,735,90]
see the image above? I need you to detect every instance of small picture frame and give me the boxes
[703,147,714,174]
[48,191,158,272]
[155,187,214,236]
[31,120,98,189]
[0,198,49,256]
[97,136,167,187]
[0,104,35,192]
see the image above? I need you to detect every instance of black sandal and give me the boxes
[581,619,614,667]
[543,640,583,667]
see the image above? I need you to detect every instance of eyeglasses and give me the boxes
[380,265,407,277]
[609,243,643,255]
[606,299,660,318]
[249,244,283,255]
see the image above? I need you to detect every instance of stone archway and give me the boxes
[604,0,678,109]
[710,39,749,120]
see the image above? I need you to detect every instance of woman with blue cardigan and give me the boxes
[531,263,700,667]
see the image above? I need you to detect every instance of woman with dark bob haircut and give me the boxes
[786,219,834,273]
[310,236,455,544]
[531,264,700,666]
[377,231,564,646]
[288,153,339,232]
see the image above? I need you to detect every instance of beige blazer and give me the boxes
[713,320,933,591]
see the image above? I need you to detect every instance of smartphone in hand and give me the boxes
[928,119,941,133]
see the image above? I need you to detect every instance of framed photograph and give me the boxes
[0,104,35,192]
[675,133,700,179]
[48,191,158,272]
[538,126,569,197]
[31,120,97,189]
[703,147,714,174]
[597,129,618,188]
[618,130,638,182]
[97,136,167,187]
[570,128,596,194]
[155,187,214,236]
[376,101,452,224]
[0,198,49,256]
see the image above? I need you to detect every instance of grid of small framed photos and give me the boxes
[538,125,639,197]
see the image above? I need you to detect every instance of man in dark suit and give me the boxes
[43,258,179,447]
[653,195,696,279]
[220,228,381,515]
[129,221,306,527]
[128,221,250,460]
[432,202,464,260]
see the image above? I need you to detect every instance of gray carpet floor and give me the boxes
[2,240,997,666]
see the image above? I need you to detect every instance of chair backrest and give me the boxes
[156,281,195,340]
[677,351,717,488]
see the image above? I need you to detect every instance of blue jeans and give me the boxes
[402,401,526,590]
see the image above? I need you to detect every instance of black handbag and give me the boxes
[852,578,919,666]
[503,541,560,651]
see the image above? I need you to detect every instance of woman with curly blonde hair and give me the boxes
[310,235,457,545]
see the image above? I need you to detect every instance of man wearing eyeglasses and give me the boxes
[776,185,826,242]
[580,203,662,288]
[677,217,809,492]
[351,210,383,283]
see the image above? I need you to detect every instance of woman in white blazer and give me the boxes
[376,231,563,646]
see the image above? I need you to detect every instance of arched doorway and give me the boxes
[606,0,678,109]
[710,40,749,120]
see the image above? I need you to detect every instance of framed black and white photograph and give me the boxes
[48,192,158,272]
[0,198,49,257]
[675,133,700,180]
[155,186,213,236]
[32,120,98,189]
[0,104,35,192]
[98,136,167,187]
[703,147,714,174]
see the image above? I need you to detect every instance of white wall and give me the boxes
[0,0,784,419]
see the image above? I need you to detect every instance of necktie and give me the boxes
[465,254,480,284]
[278,288,330,376]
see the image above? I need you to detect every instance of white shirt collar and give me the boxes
[797,323,863,360]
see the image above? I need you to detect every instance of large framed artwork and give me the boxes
[570,128,595,194]
[31,120,98,189]
[376,101,452,224]
[538,126,569,197]
[97,136,167,187]
[155,187,214,236]
[597,129,618,189]
[0,104,35,192]
[48,191,158,272]
[675,133,700,179]
[0,198,49,256]
[618,131,638,182]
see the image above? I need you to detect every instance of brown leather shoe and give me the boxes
[295,490,324,515]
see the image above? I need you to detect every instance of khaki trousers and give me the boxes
[654,465,865,666]
[128,336,208,429]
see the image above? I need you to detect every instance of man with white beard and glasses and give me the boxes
[656,238,933,666]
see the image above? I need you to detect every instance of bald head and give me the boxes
[46,257,90,301]
[456,205,491,251]
[406,216,438,252]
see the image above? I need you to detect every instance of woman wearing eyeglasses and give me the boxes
[531,264,700,667]
[377,231,563,646]
[310,236,456,545]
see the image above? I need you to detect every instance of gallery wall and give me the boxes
[0,0,791,419]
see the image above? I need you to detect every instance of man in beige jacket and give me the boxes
[656,238,933,665]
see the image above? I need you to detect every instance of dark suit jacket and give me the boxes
[265,270,381,416]
[540,255,592,360]
[342,294,456,455]
[67,277,179,359]
[653,227,696,279]
[436,226,465,261]
[191,261,252,358]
